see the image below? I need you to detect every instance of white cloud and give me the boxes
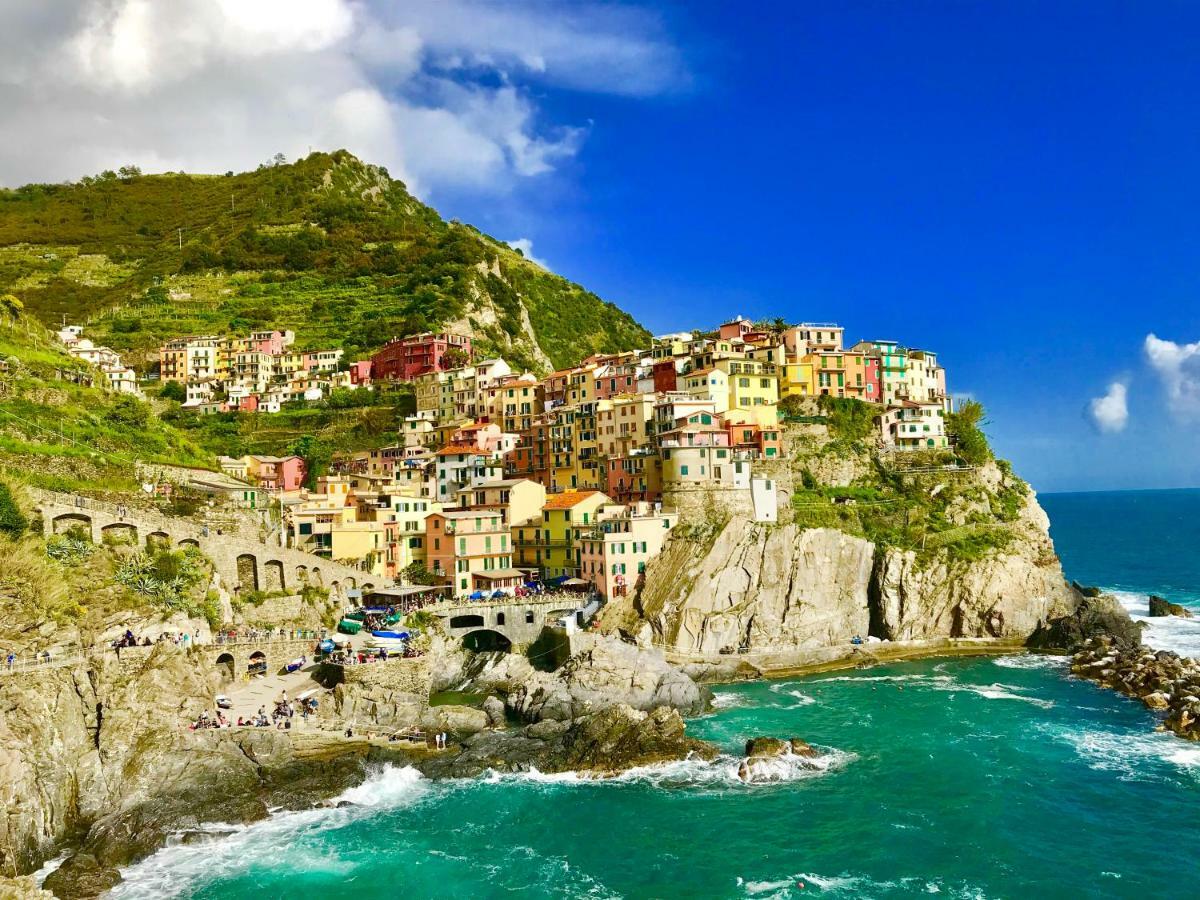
[506,238,549,268]
[1145,334,1200,422]
[1088,381,1129,434]
[0,0,681,196]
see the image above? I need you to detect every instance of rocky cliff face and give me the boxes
[612,467,1075,656]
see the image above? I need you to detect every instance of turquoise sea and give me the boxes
[110,490,1200,899]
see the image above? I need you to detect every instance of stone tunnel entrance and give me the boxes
[215,652,235,682]
[237,554,259,592]
[462,630,512,653]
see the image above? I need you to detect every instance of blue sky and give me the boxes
[437,1,1200,493]
[2,1,1198,492]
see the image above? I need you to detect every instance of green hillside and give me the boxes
[0,312,215,493]
[0,150,650,373]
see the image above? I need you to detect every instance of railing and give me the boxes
[212,630,323,645]
[0,650,86,676]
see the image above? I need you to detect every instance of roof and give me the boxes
[454,478,532,492]
[544,490,603,510]
[435,444,481,457]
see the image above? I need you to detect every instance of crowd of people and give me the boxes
[214,627,321,644]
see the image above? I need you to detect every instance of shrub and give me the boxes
[0,482,28,539]
[159,380,186,402]
[947,400,992,466]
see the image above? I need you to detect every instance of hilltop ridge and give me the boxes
[0,150,650,373]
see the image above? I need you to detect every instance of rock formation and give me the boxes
[614,464,1076,657]
[1070,636,1200,741]
[1148,595,1193,618]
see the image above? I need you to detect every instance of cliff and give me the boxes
[604,459,1076,659]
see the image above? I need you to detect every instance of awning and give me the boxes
[474,568,525,580]
[561,577,589,586]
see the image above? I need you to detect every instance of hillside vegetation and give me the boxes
[0,150,650,373]
[0,312,214,493]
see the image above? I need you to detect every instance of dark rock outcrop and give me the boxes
[1027,590,1141,652]
[1148,595,1193,618]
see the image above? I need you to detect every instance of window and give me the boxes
[680,465,689,476]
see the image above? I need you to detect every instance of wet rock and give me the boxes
[738,735,826,783]
[1148,595,1193,618]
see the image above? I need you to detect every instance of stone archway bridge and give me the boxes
[32,489,376,598]
[427,594,596,650]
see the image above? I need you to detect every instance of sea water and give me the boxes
[110,490,1200,899]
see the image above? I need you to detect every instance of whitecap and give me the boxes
[111,766,430,899]
[813,672,1055,707]
[1110,590,1200,659]
[739,871,990,898]
[992,654,1069,671]
[711,691,753,709]
[1043,723,1200,782]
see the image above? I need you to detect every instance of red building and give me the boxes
[348,359,373,386]
[718,318,755,341]
[652,359,678,393]
[726,423,783,459]
[371,332,472,381]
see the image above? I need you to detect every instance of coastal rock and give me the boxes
[1027,591,1141,652]
[419,705,489,738]
[1148,595,1193,619]
[738,736,826,783]
[481,696,507,728]
[613,467,1075,656]
[508,634,711,723]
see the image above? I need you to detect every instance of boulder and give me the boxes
[737,736,827,783]
[481,696,506,728]
[419,705,489,738]
[1143,692,1171,711]
[1148,595,1193,618]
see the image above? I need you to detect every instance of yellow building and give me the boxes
[596,394,657,458]
[780,359,816,399]
[513,489,610,579]
[456,478,546,529]
[716,358,779,427]
[681,368,731,414]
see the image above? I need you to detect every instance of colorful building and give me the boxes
[370,332,473,381]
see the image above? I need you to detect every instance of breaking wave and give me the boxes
[1110,590,1200,659]
[737,871,990,898]
[110,767,429,899]
[811,672,1055,708]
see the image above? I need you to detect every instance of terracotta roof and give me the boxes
[544,490,603,510]
[435,444,481,457]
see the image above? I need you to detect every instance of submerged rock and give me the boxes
[738,736,827,783]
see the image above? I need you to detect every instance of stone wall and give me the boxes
[322,656,430,693]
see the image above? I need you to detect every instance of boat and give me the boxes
[370,630,411,640]
[337,619,362,635]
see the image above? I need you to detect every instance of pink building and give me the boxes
[248,455,307,492]
[579,503,678,601]
[248,330,288,355]
[594,364,638,399]
[348,360,373,386]
[718,318,755,341]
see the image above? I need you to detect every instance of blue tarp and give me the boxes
[468,591,486,600]
[371,630,411,640]
[491,590,505,598]
[547,575,568,586]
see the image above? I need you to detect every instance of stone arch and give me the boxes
[215,652,235,682]
[345,576,357,590]
[449,613,485,630]
[362,582,375,592]
[331,580,340,594]
[178,538,200,549]
[248,650,267,675]
[495,612,506,626]
[462,630,512,652]
[146,530,171,549]
[295,565,309,584]
[525,610,535,625]
[52,513,92,537]
[236,554,259,592]
[310,567,324,587]
[100,522,138,545]
[263,560,285,592]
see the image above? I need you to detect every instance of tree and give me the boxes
[159,380,186,403]
[288,434,331,490]
[0,482,27,539]
[117,165,142,180]
[105,395,150,429]
[947,400,993,465]
[401,561,438,586]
